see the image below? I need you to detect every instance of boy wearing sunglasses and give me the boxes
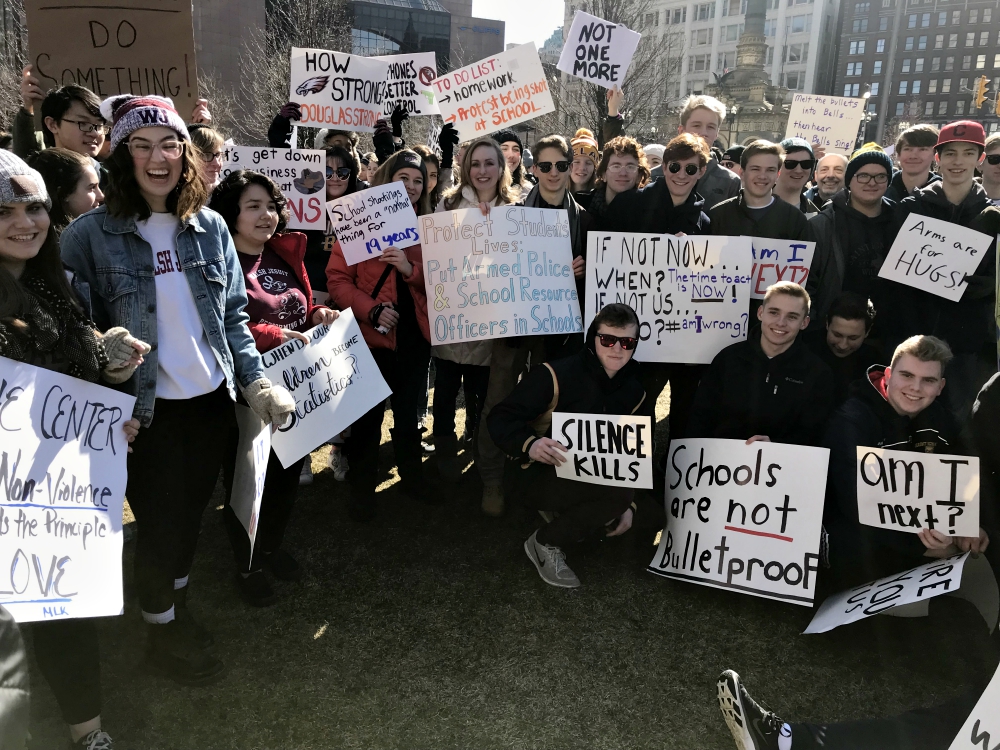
[981,133,1000,205]
[774,138,820,214]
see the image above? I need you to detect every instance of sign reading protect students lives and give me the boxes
[784,94,865,155]
[289,47,389,132]
[585,233,752,364]
[326,182,420,266]
[856,447,980,537]
[948,661,1000,750]
[420,207,583,344]
[556,11,641,89]
[0,356,136,623]
[877,213,993,302]
[648,439,829,606]
[748,238,815,300]
[372,52,440,116]
[262,312,392,468]
[221,146,327,231]
[432,43,555,141]
[551,413,653,489]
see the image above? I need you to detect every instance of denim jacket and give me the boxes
[60,205,265,426]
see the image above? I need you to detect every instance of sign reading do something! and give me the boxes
[556,11,641,89]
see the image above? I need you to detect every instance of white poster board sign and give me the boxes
[230,405,270,565]
[856,447,980,537]
[0,356,136,623]
[372,52,440,116]
[221,146,327,230]
[648,438,829,606]
[431,43,555,141]
[949,662,1000,750]
[585,232,752,364]
[877,214,992,302]
[748,237,815,300]
[263,311,392,467]
[420,206,583,344]
[551,412,652,489]
[784,94,865,155]
[326,182,420,265]
[289,47,389,132]
[556,11,641,89]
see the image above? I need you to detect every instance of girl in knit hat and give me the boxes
[570,127,600,194]
[492,129,531,200]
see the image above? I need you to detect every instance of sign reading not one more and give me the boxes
[556,11,641,89]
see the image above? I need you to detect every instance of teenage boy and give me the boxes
[720,145,744,177]
[884,123,941,202]
[981,133,1000,204]
[686,282,835,446]
[804,152,848,210]
[774,138,820,213]
[803,292,881,404]
[14,71,106,161]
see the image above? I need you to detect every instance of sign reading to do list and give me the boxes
[221,146,327,231]
[748,238,814,300]
[649,439,829,606]
[289,47,389,131]
[785,94,864,155]
[551,413,653,489]
[327,182,420,265]
[557,11,641,88]
[0,357,136,623]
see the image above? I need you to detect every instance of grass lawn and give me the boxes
[23,391,999,749]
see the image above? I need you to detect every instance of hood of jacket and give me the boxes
[582,312,642,390]
[911,178,992,221]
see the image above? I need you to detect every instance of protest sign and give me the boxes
[263,311,392,467]
[372,52,440,116]
[551,412,653,489]
[326,182,420,265]
[431,43,555,141]
[877,213,992,302]
[784,94,865,155]
[230,405,270,565]
[0,356,136,623]
[420,206,583,344]
[648,438,829,606]
[24,0,198,102]
[556,11,641,89]
[856,447,980,537]
[585,232,752,364]
[289,47,389,132]
[748,237,815,300]
[221,146,327,231]
[948,657,1000,749]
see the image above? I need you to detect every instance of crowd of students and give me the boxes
[0,69,998,749]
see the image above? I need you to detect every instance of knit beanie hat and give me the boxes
[644,144,665,161]
[100,95,190,153]
[0,150,51,209]
[571,128,600,165]
[493,130,523,153]
[845,145,893,186]
[779,137,814,158]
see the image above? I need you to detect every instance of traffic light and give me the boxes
[973,75,989,110]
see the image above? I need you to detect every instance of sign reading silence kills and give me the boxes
[551,413,653,489]
[556,11,641,89]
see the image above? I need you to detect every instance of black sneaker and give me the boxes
[71,729,114,749]
[263,549,302,582]
[717,670,789,750]
[144,621,224,686]
[236,571,277,607]
[175,588,214,650]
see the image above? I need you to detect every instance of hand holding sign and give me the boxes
[551,412,653,488]
[557,11,641,89]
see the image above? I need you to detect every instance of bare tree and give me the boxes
[0,0,27,132]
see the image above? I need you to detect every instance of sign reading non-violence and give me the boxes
[263,311,392,467]
[289,47,389,132]
[748,237,815,300]
[326,182,420,266]
[585,232,752,364]
[230,405,270,564]
[24,0,198,101]
[551,413,653,489]
[856,447,980,537]
[432,43,555,141]
[648,438,829,606]
[877,213,992,302]
[420,206,583,345]
[0,356,136,623]
[556,11,641,89]
[948,661,1000,750]
[372,52,440,116]
[221,146,327,231]
[784,94,865,155]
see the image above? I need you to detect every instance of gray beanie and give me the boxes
[0,151,51,209]
[780,137,814,157]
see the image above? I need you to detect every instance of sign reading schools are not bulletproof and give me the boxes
[784,94,864,155]
[0,356,136,623]
[748,237,815,300]
[221,147,327,231]
[372,52,440,116]
[551,413,653,489]
[556,11,641,88]
[326,182,420,266]
[420,207,583,344]
[585,232,752,364]
[649,438,829,606]
[290,47,389,132]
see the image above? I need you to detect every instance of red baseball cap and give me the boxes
[936,120,986,148]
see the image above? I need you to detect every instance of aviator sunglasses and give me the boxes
[597,333,638,350]
[668,162,700,176]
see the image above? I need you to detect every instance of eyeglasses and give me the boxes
[721,160,737,169]
[607,163,639,174]
[783,158,815,171]
[668,162,700,176]
[199,151,223,164]
[327,166,352,179]
[536,161,570,173]
[127,139,184,160]
[60,118,108,135]
[986,154,1000,165]
[597,333,638,350]
[853,172,889,184]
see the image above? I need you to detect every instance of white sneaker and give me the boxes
[327,450,349,481]
[299,460,313,486]
[524,530,581,588]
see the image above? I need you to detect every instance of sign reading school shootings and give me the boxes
[748,238,815,300]
[648,439,829,606]
[289,47,389,132]
[326,182,420,266]
[420,207,583,344]
[221,146,327,231]
[0,357,136,623]
[784,94,865,155]
[585,233,752,364]
[556,11,641,89]
[551,413,653,489]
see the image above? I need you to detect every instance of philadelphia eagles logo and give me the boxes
[296,76,329,96]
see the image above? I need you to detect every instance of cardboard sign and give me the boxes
[0,356,136,623]
[230,405,270,565]
[431,43,555,141]
[748,238,815,300]
[878,213,992,302]
[585,232,753,364]
[24,0,197,102]
[289,47,389,132]
[784,94,865,155]
[551,413,653,489]
[856,447,980,537]
[263,312,392,468]
[419,206,583,344]
[648,438,829,606]
[372,52,441,116]
[221,146,327,231]
[949,662,1000,750]
[326,182,420,265]
[556,11,641,89]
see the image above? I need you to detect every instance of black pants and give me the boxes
[127,386,234,615]
[432,358,490,453]
[639,362,704,439]
[30,619,101,725]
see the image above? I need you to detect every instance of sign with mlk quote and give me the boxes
[556,11,641,89]
[648,439,829,606]
[289,47,389,131]
[0,357,136,623]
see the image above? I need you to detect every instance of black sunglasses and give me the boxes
[668,162,700,176]
[597,333,638,350]
[986,154,1000,165]
[536,160,570,173]
[721,160,737,169]
[327,166,352,179]
[784,158,815,171]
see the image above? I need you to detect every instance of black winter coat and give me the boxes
[598,179,710,235]
[883,169,941,204]
[708,191,813,241]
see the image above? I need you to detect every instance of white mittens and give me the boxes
[101,326,151,384]
[242,378,296,427]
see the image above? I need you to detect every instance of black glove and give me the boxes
[390,104,409,137]
[373,118,395,163]
[438,122,459,169]
[279,102,302,121]
[267,102,301,148]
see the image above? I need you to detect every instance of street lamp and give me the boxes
[856,85,874,148]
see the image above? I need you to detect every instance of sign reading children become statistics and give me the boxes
[551,413,653,489]
[784,93,865,155]
[0,356,136,623]
[420,206,583,345]
[221,146,327,231]
[289,47,389,132]
[648,438,829,606]
[372,52,440,116]
[556,11,641,89]
[585,232,752,364]
[748,237,815,300]
[326,182,420,266]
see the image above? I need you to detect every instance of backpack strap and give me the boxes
[528,362,560,438]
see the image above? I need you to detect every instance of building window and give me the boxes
[877,38,886,52]
[958,77,967,91]
[934,34,943,49]
[853,18,869,32]
[849,40,866,54]
[784,71,805,89]
[671,8,687,23]
[871,82,880,95]
[791,14,811,32]
[896,102,905,115]
[995,54,1000,68]
[904,36,914,50]
[844,82,861,96]
[962,55,972,70]
[766,47,775,64]
[907,13,916,27]
[948,33,958,48]
[931,57,940,71]
[924,101,934,115]
[945,56,954,71]
[688,54,712,71]
[977,55,986,69]
[928,79,937,93]
[901,58,911,72]
[952,10,960,24]
[912,79,921,93]
[855,1,870,12]
[879,16,889,30]
[696,3,716,20]
[938,101,947,114]
[956,100,965,114]
[965,32,974,47]
[647,11,660,25]
[899,80,909,94]
[942,78,951,92]
[691,28,713,45]
[921,12,930,26]
[969,9,978,23]
[984,9,992,23]
[723,24,741,41]
[847,62,863,75]
[980,32,989,46]
[937,11,946,25]
[786,42,809,62]
[909,101,920,116]
[874,60,883,74]
[718,51,737,69]
[915,58,925,71]
[918,36,927,50]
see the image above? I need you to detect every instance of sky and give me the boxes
[471,0,564,48]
